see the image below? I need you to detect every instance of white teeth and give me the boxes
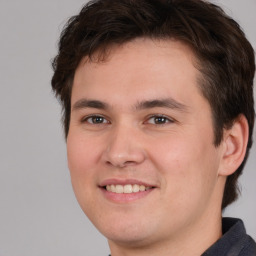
[115,185,124,193]
[105,184,152,193]
[110,184,116,192]
[139,185,145,191]
[133,184,140,193]
[124,184,133,193]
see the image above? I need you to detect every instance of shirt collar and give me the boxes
[202,217,247,255]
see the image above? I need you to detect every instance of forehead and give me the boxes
[72,38,206,111]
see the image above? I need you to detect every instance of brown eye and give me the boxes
[85,116,109,124]
[147,115,173,125]
[154,117,168,124]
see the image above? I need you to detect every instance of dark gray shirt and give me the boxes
[202,218,256,256]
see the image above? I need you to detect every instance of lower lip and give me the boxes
[100,187,154,203]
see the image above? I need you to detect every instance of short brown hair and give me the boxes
[51,0,255,209]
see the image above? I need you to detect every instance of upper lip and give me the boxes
[99,178,157,188]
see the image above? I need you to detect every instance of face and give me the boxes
[67,39,225,248]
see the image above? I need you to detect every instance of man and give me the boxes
[51,0,256,255]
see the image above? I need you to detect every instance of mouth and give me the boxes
[99,179,157,202]
[104,184,154,194]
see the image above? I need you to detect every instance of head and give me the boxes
[52,0,255,210]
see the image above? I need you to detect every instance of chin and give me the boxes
[106,230,154,248]
[93,214,161,247]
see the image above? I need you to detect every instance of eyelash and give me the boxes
[145,115,174,125]
[81,114,174,126]
[81,115,109,124]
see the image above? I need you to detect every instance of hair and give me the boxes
[51,0,255,209]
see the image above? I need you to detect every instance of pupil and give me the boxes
[155,117,166,124]
[93,117,103,123]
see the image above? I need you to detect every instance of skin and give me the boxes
[67,38,248,256]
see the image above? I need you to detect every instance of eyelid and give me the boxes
[145,114,175,124]
[81,114,110,124]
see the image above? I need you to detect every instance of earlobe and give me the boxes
[218,115,249,177]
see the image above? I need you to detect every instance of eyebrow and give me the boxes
[72,97,189,112]
[135,98,189,112]
[72,99,109,111]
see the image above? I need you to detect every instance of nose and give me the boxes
[102,124,146,168]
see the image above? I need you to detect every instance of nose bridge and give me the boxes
[103,121,145,167]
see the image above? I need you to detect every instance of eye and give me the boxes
[83,115,109,124]
[146,115,174,125]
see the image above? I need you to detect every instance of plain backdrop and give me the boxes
[0,0,255,255]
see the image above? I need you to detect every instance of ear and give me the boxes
[218,115,249,177]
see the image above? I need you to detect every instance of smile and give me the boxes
[105,184,152,194]
[100,180,156,203]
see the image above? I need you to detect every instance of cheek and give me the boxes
[67,133,99,175]
[150,133,219,202]
[66,134,100,211]
[66,134,100,201]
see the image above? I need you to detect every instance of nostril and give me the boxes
[103,144,146,167]
[105,160,134,168]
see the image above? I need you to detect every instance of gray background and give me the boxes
[0,0,255,255]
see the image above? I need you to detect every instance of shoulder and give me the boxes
[239,235,256,256]
[203,218,256,256]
